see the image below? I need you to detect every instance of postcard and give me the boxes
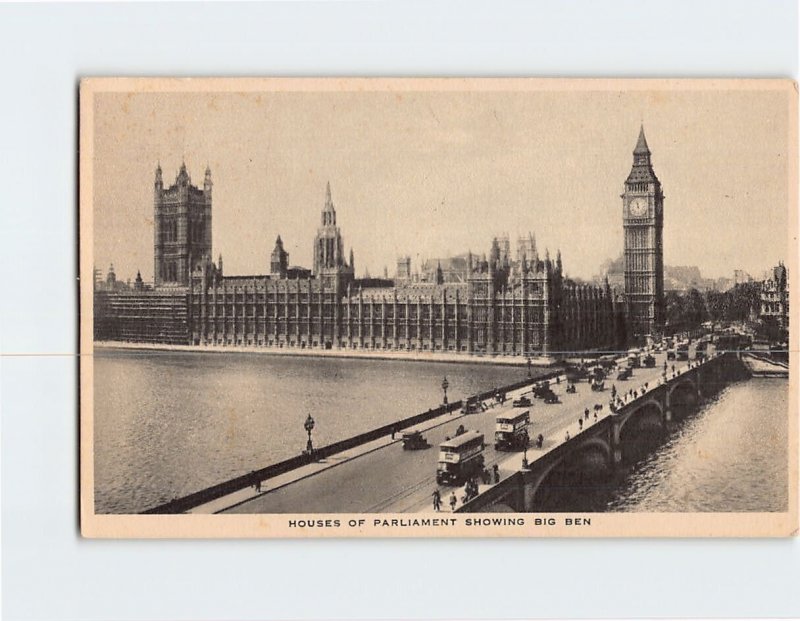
[80,78,797,537]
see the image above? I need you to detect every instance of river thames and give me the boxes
[94,348,788,514]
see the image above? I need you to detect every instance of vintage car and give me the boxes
[542,388,559,404]
[617,367,633,381]
[461,396,481,414]
[565,365,589,383]
[532,381,550,399]
[590,377,605,391]
[512,395,532,408]
[643,354,656,368]
[401,430,429,450]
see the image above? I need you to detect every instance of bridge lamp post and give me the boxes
[522,435,530,470]
[304,414,315,455]
[441,376,449,405]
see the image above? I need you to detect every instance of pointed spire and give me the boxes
[321,181,336,226]
[634,124,650,154]
[627,125,658,184]
[177,160,189,184]
[349,248,355,271]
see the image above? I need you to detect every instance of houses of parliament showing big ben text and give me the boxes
[94,128,666,354]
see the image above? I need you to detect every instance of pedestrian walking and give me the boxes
[594,412,598,422]
[432,489,441,512]
[536,433,544,448]
[449,491,457,512]
[493,464,500,484]
[584,408,589,419]
[578,418,583,430]
[565,430,570,442]
[255,479,262,494]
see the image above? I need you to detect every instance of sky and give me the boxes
[90,80,793,284]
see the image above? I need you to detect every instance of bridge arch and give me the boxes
[666,375,697,401]
[527,437,614,512]
[666,378,699,421]
[616,398,664,439]
[617,400,666,465]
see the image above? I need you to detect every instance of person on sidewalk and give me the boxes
[449,491,457,512]
[493,464,500,484]
[432,489,441,512]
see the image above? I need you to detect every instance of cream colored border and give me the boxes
[80,77,798,538]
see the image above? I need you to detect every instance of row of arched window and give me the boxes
[160,261,178,282]
[159,220,206,244]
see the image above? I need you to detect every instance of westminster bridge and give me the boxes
[145,346,747,515]
[457,350,748,513]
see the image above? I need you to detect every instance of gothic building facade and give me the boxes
[175,177,622,356]
[96,129,662,356]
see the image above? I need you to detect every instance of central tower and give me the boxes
[312,182,354,289]
[622,126,665,339]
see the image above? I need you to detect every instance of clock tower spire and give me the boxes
[622,125,665,340]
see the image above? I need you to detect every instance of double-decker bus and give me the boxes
[436,431,485,485]
[494,410,530,451]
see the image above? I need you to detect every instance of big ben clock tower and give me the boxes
[622,126,665,339]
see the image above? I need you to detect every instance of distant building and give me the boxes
[734,269,753,286]
[760,262,789,330]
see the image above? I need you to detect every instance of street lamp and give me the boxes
[304,414,315,455]
[441,376,449,405]
[522,434,530,469]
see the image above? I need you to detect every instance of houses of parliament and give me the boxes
[94,128,667,356]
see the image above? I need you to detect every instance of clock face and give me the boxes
[629,197,648,217]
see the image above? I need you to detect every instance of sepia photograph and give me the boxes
[80,78,797,537]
